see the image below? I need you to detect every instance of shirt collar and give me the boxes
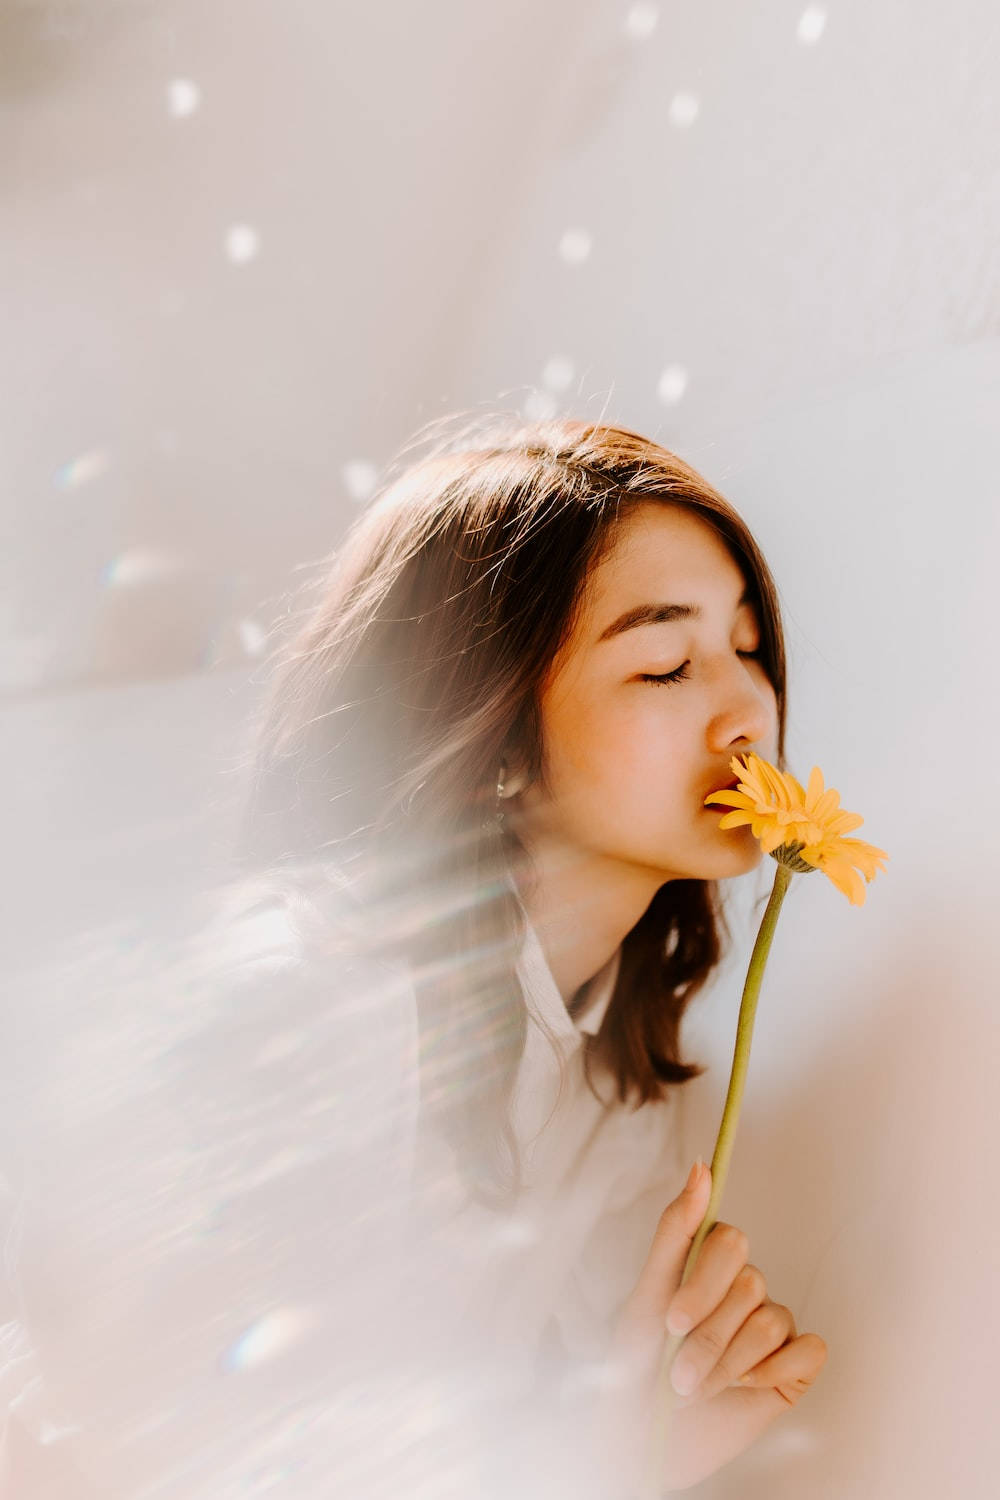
[513,899,621,1043]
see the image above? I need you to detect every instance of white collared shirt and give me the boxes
[399,901,690,1387]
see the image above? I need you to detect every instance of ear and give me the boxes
[498,754,531,800]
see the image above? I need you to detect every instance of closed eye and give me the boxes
[641,650,761,687]
[640,663,691,686]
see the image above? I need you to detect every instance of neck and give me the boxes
[511,842,667,1004]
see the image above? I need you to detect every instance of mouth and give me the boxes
[703,777,742,811]
[706,777,741,797]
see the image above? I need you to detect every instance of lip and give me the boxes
[704,777,741,802]
[702,782,742,818]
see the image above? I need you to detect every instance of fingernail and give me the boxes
[671,1358,697,1396]
[685,1156,703,1192]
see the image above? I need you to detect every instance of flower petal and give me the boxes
[826,811,865,835]
[783,768,808,805]
[704,790,756,809]
[805,766,825,808]
[759,825,787,855]
[835,837,890,877]
[809,788,841,822]
[818,856,868,906]
[733,756,769,806]
[758,759,793,807]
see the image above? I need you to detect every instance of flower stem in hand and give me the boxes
[639,862,794,1500]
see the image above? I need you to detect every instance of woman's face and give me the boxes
[513,501,780,885]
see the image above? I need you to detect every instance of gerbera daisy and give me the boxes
[705,752,888,905]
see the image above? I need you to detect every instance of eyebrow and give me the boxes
[596,586,754,643]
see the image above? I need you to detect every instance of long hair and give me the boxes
[237,414,788,1207]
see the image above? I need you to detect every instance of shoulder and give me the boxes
[215,858,420,1110]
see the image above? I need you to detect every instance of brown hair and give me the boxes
[238,414,788,1207]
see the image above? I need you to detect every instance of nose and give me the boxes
[705,659,777,757]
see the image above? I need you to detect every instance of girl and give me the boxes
[241,415,828,1495]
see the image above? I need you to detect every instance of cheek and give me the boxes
[544,684,683,792]
[541,696,604,785]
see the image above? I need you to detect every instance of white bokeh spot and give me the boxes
[238,618,267,657]
[541,356,576,392]
[624,3,659,41]
[797,6,827,44]
[558,228,592,266]
[657,364,689,405]
[669,91,700,128]
[341,460,378,502]
[225,224,260,265]
[167,78,200,118]
[522,389,558,422]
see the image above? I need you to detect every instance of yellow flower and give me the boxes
[705,752,889,905]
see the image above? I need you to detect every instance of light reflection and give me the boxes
[53,447,110,489]
[167,78,201,117]
[219,1306,312,1373]
[208,895,304,973]
[557,228,592,265]
[657,363,689,404]
[239,618,268,656]
[668,91,700,128]
[523,389,557,421]
[797,6,827,44]
[5,851,576,1491]
[100,547,184,588]
[541,355,575,392]
[341,459,378,502]
[624,4,659,42]
[225,224,260,264]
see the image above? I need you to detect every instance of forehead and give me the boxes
[581,502,746,626]
[540,502,750,694]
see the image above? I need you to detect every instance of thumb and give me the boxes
[629,1159,712,1320]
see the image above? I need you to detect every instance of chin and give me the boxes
[703,835,765,879]
[636,829,765,884]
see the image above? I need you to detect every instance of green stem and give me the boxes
[638,861,793,1499]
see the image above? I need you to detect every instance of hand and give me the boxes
[591,1162,828,1494]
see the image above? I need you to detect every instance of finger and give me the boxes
[626,1160,712,1321]
[682,1297,795,1403]
[666,1267,769,1398]
[736,1331,828,1406]
[665,1219,750,1336]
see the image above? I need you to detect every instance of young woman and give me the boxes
[240,415,828,1495]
